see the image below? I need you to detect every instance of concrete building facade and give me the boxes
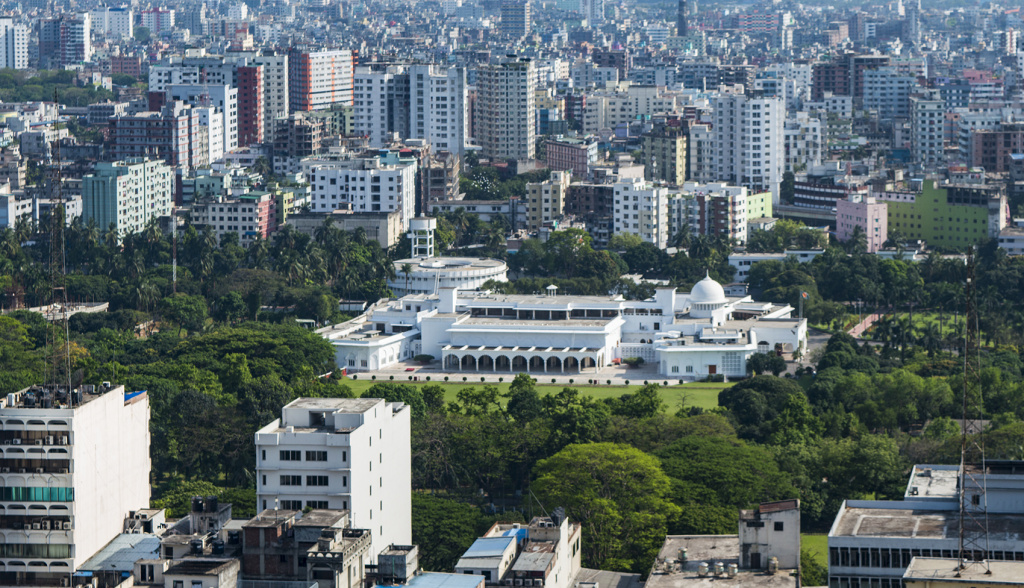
[81,158,173,237]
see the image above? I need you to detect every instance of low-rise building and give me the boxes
[526,170,571,231]
[189,192,277,246]
[545,137,598,180]
[456,515,582,588]
[836,195,887,253]
[877,180,1007,249]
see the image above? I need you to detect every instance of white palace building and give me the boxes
[318,273,807,380]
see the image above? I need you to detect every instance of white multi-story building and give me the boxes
[0,384,150,587]
[148,65,201,92]
[712,88,785,202]
[687,123,716,183]
[81,158,173,237]
[254,397,412,561]
[353,66,407,148]
[309,152,418,230]
[141,8,175,32]
[456,516,582,588]
[167,84,239,153]
[289,49,354,111]
[192,106,225,163]
[911,92,946,169]
[614,178,669,249]
[0,18,28,69]
[89,7,133,39]
[581,85,678,134]
[784,112,822,173]
[474,58,535,161]
[409,64,468,156]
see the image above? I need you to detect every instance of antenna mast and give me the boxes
[44,89,72,400]
[957,246,989,575]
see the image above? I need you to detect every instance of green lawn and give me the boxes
[802,533,828,567]
[336,377,732,410]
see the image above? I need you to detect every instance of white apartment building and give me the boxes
[0,18,28,69]
[81,158,173,237]
[254,397,412,561]
[353,66,407,148]
[712,89,785,203]
[784,112,822,173]
[862,66,917,120]
[248,51,289,141]
[141,8,174,32]
[409,64,468,156]
[581,85,677,134]
[89,7,133,39]
[805,92,853,118]
[570,61,619,89]
[289,49,354,111]
[910,93,945,169]
[0,384,150,587]
[614,178,669,249]
[167,84,239,153]
[309,152,418,230]
[192,106,225,163]
[148,65,201,93]
[474,59,536,161]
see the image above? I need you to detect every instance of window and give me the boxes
[774,521,784,531]
[281,500,302,510]
[307,500,329,509]
[306,450,327,462]
[280,475,302,486]
[173,582,183,588]
[307,475,329,486]
[280,450,301,461]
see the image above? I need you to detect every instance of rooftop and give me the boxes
[904,557,1024,584]
[645,536,797,588]
[831,505,1024,541]
[166,559,238,576]
[294,509,348,528]
[574,568,644,588]
[285,398,381,413]
[4,383,126,411]
[400,572,484,588]
[244,509,300,528]
[80,533,161,572]
[394,257,507,273]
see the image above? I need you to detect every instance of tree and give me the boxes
[604,384,665,418]
[361,383,426,419]
[506,373,542,422]
[780,171,795,203]
[160,294,209,335]
[746,352,786,376]
[718,376,820,445]
[533,443,680,573]
[134,26,151,43]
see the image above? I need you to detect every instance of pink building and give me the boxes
[836,195,887,252]
[190,192,277,247]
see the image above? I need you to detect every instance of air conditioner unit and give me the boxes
[63,521,71,530]
[31,523,40,530]
[34,440,42,445]
[505,580,514,586]
[18,469,25,473]
[61,578,69,587]
[35,468,43,474]
[1,468,8,473]
[42,521,50,530]
[515,580,523,586]
[13,439,21,445]
[60,437,68,445]
[46,436,53,445]
[60,468,69,474]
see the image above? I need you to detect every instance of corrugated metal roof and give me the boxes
[461,536,515,558]
[80,533,161,572]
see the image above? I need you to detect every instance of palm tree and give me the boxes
[401,263,413,293]
[847,225,868,255]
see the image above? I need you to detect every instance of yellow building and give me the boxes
[526,170,571,231]
[904,558,1024,588]
[642,126,688,186]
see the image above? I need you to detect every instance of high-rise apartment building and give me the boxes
[39,14,91,68]
[254,397,412,561]
[526,170,571,230]
[500,0,531,39]
[0,384,150,588]
[354,65,410,147]
[641,125,688,186]
[0,18,28,69]
[82,158,173,236]
[677,0,688,35]
[614,178,670,248]
[140,8,175,33]
[475,59,536,161]
[712,89,785,202]
[910,92,946,169]
[167,84,239,154]
[309,151,418,230]
[288,49,354,112]
[237,66,264,146]
[90,7,133,39]
[409,64,468,156]
[109,102,210,170]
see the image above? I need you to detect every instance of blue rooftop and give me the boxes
[402,573,485,588]
[461,536,515,558]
